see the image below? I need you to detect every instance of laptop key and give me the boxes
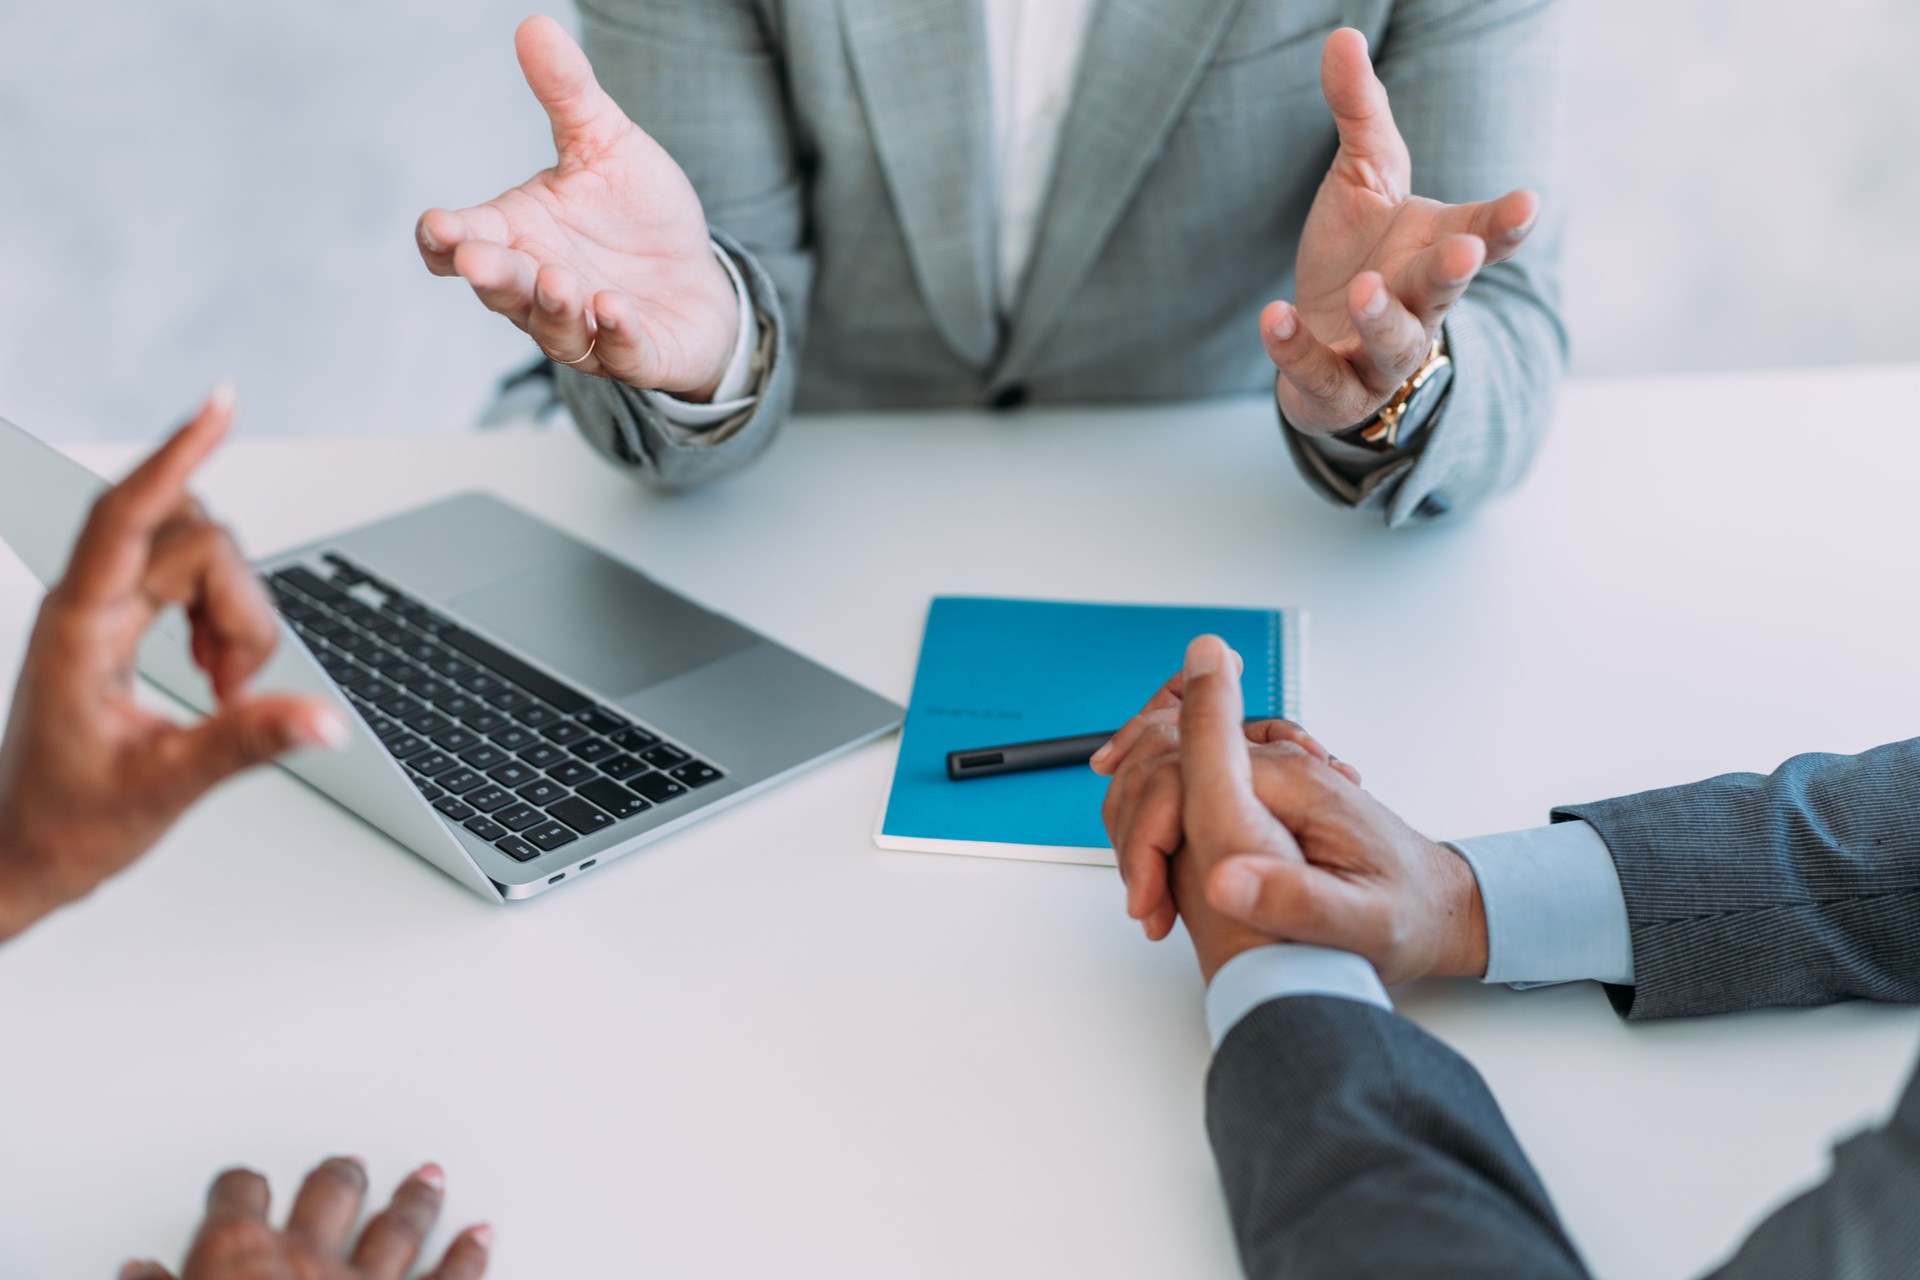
[629,772,688,804]
[463,816,508,842]
[463,785,513,813]
[512,703,560,728]
[541,721,588,746]
[462,782,514,809]
[548,796,615,835]
[411,751,457,778]
[525,821,580,852]
[493,803,543,833]
[460,744,509,771]
[405,710,453,737]
[427,654,472,679]
[600,753,646,780]
[576,707,629,735]
[433,727,480,754]
[484,686,531,712]
[433,796,476,822]
[571,738,617,764]
[437,768,484,795]
[495,834,540,862]
[671,761,723,788]
[545,760,596,787]
[611,726,661,752]
[381,732,428,761]
[515,779,566,807]
[456,669,504,695]
[460,708,506,733]
[641,743,691,769]
[517,743,566,769]
[490,726,538,752]
[487,761,539,789]
[412,778,444,802]
[577,778,652,820]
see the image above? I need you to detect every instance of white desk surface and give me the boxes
[3,364,1918,1279]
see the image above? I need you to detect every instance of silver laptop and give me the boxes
[0,415,902,902]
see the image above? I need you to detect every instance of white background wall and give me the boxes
[1,0,1916,443]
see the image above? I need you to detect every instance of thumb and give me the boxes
[1320,28,1410,196]
[515,15,631,155]
[155,696,349,802]
[1208,855,1385,956]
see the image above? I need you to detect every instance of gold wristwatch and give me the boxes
[1339,337,1453,454]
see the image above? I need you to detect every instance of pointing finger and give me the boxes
[62,385,233,607]
[453,242,539,330]
[1438,188,1540,266]
[1262,301,1373,434]
[1388,235,1485,331]
[1347,272,1432,395]
[1177,636,1272,856]
[516,15,632,157]
[1320,29,1409,197]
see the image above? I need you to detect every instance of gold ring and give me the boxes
[553,338,596,366]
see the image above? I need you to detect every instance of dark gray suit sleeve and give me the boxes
[1553,737,1920,1021]
[1208,994,1589,1279]
[559,0,808,487]
[1705,1059,1920,1280]
[1285,0,1571,527]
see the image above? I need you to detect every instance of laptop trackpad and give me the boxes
[449,549,755,697]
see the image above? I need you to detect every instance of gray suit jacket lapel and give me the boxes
[839,0,999,369]
[996,0,1248,381]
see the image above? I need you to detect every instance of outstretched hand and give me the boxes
[1268,29,1540,435]
[0,388,347,942]
[1099,636,1488,985]
[119,1157,490,1280]
[416,16,740,399]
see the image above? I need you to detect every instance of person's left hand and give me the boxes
[1100,635,1487,985]
[118,1157,491,1280]
[1091,659,1358,943]
[0,388,348,942]
[1265,28,1542,435]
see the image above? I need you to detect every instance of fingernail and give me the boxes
[305,707,351,752]
[208,380,237,414]
[599,310,619,332]
[1269,306,1297,341]
[342,1155,368,1176]
[416,1162,446,1192]
[471,1224,495,1249]
[1361,286,1389,319]
[1215,862,1261,915]
[1088,739,1114,767]
[420,226,443,252]
[1185,636,1224,678]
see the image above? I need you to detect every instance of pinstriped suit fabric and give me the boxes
[1554,738,1920,1021]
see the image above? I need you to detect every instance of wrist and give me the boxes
[0,817,86,944]
[1430,839,1489,978]
[657,248,746,404]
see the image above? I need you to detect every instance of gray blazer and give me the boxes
[1209,741,1920,1278]
[557,0,1569,526]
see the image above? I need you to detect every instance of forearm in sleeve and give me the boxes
[1555,737,1920,1020]
[1290,0,1570,526]
[1208,995,1589,1279]
[560,0,813,486]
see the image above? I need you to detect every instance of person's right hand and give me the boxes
[417,16,741,401]
[0,388,347,943]
[118,1157,491,1280]
[1102,636,1489,986]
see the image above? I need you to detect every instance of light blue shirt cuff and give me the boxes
[1205,944,1392,1050]
[1447,820,1636,988]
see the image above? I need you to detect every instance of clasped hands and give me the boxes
[1092,635,1488,985]
[417,21,1537,430]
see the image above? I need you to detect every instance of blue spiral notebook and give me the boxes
[875,597,1305,865]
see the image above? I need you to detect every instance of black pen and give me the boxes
[946,715,1276,781]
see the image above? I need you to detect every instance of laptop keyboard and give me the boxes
[266,553,724,864]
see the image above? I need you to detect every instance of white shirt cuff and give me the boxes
[639,239,761,428]
[1448,820,1636,988]
[1205,944,1393,1050]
